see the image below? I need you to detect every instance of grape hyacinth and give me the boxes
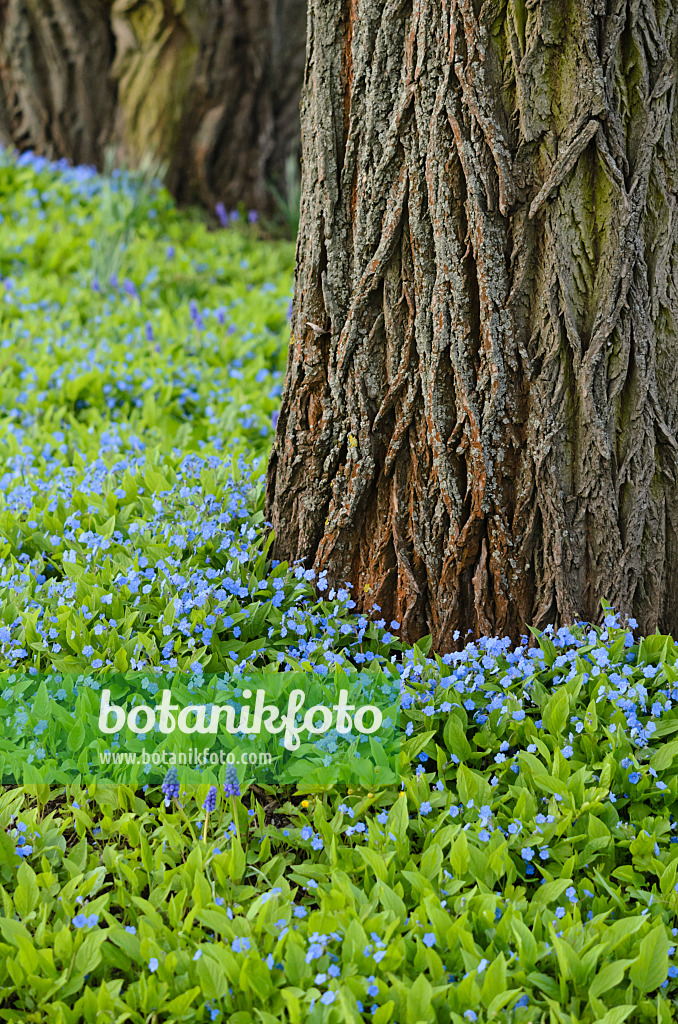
[224,765,241,797]
[224,765,241,845]
[202,784,217,843]
[162,767,180,805]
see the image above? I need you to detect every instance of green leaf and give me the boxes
[443,716,472,762]
[74,930,107,974]
[0,830,17,866]
[527,972,561,1001]
[164,988,201,1015]
[406,973,434,1023]
[481,953,506,1004]
[591,1007,636,1024]
[542,687,569,736]
[67,718,86,753]
[650,739,678,771]
[0,917,33,948]
[14,862,39,917]
[533,878,573,908]
[511,918,537,968]
[449,831,469,876]
[629,924,671,993]
[388,794,409,844]
[195,910,232,937]
[355,847,389,882]
[373,1002,395,1024]
[414,635,433,656]
[589,959,635,999]
[374,880,407,920]
[198,953,231,1000]
[113,646,129,671]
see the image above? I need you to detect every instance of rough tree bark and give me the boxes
[0,0,306,214]
[266,0,678,647]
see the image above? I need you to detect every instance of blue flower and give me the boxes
[305,943,324,963]
[162,767,180,801]
[224,764,241,797]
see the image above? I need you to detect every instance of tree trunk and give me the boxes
[153,0,307,214]
[266,0,678,648]
[0,0,116,167]
[0,0,306,215]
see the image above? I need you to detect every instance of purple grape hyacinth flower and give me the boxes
[224,764,240,797]
[162,767,180,802]
[215,202,229,227]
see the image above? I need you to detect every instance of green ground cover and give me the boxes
[0,148,677,1024]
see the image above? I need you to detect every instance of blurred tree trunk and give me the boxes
[266,0,678,646]
[0,0,116,166]
[111,0,307,214]
[0,0,306,214]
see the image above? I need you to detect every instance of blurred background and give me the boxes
[0,0,306,229]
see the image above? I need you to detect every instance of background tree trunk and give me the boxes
[266,0,678,647]
[153,0,308,213]
[0,0,307,215]
[0,0,116,167]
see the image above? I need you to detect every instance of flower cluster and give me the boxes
[161,767,180,802]
[203,785,217,813]
[223,764,241,797]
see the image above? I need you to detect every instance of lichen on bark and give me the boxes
[266,0,678,647]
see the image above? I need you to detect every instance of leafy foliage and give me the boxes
[0,148,678,1023]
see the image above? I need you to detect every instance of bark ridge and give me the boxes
[266,0,678,646]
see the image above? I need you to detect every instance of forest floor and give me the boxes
[0,149,676,1023]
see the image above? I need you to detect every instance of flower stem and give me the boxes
[231,794,241,846]
[173,797,199,845]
